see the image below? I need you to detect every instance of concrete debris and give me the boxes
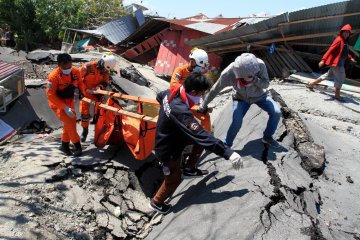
[120,66,150,87]
[346,176,354,184]
[25,79,47,87]
[270,89,326,177]
[26,49,60,62]
[123,188,152,215]
[297,142,326,176]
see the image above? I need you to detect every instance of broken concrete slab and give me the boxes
[297,142,325,176]
[26,49,60,62]
[1,89,61,130]
[122,188,151,215]
[111,75,157,99]
[125,211,143,222]
[25,79,47,87]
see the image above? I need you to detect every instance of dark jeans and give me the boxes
[225,96,281,147]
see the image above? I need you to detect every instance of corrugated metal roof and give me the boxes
[187,1,360,53]
[135,9,145,26]
[66,28,102,36]
[0,61,21,80]
[120,18,170,45]
[97,14,138,45]
[182,22,228,34]
[161,17,240,34]
[67,12,146,45]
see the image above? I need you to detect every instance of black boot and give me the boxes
[81,127,88,142]
[73,142,82,157]
[59,141,72,156]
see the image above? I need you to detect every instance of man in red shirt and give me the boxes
[308,24,356,100]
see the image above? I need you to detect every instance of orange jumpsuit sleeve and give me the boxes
[101,74,110,88]
[47,71,67,110]
[75,67,86,96]
[170,66,183,90]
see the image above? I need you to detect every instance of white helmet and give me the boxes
[189,48,208,67]
[102,54,116,70]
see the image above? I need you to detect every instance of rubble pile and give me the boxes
[0,134,163,239]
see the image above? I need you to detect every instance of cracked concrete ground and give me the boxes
[147,81,360,240]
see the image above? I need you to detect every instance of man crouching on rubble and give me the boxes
[198,53,281,148]
[149,72,243,214]
[46,53,85,157]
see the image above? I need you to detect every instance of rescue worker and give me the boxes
[79,54,116,142]
[170,48,209,90]
[170,48,211,178]
[197,53,282,148]
[149,72,243,214]
[47,53,84,156]
[308,24,356,100]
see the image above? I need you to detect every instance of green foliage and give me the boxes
[0,0,39,51]
[82,0,131,29]
[33,0,87,41]
[0,0,129,49]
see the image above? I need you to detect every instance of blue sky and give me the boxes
[124,0,347,18]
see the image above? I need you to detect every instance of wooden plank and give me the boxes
[256,51,277,78]
[200,12,360,48]
[278,12,360,27]
[81,98,158,123]
[260,51,282,77]
[280,46,309,72]
[275,51,293,70]
[283,46,313,72]
[209,30,360,53]
[95,89,159,106]
[288,42,329,47]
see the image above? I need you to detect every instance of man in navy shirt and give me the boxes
[149,72,243,214]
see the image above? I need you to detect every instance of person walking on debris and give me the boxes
[149,72,244,214]
[79,54,116,142]
[308,24,357,100]
[170,48,211,178]
[197,53,281,148]
[46,53,84,157]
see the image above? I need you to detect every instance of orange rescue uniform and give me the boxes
[47,67,82,143]
[79,61,110,128]
[170,63,191,91]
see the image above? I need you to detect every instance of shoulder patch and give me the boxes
[189,121,200,131]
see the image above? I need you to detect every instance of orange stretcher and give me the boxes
[82,89,211,160]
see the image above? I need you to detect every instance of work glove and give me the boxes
[229,152,244,170]
[64,107,75,118]
[197,104,208,114]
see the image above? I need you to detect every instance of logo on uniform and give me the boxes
[190,122,199,131]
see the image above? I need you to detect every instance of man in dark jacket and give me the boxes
[149,72,243,214]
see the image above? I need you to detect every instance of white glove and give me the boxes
[64,107,75,118]
[229,152,244,170]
